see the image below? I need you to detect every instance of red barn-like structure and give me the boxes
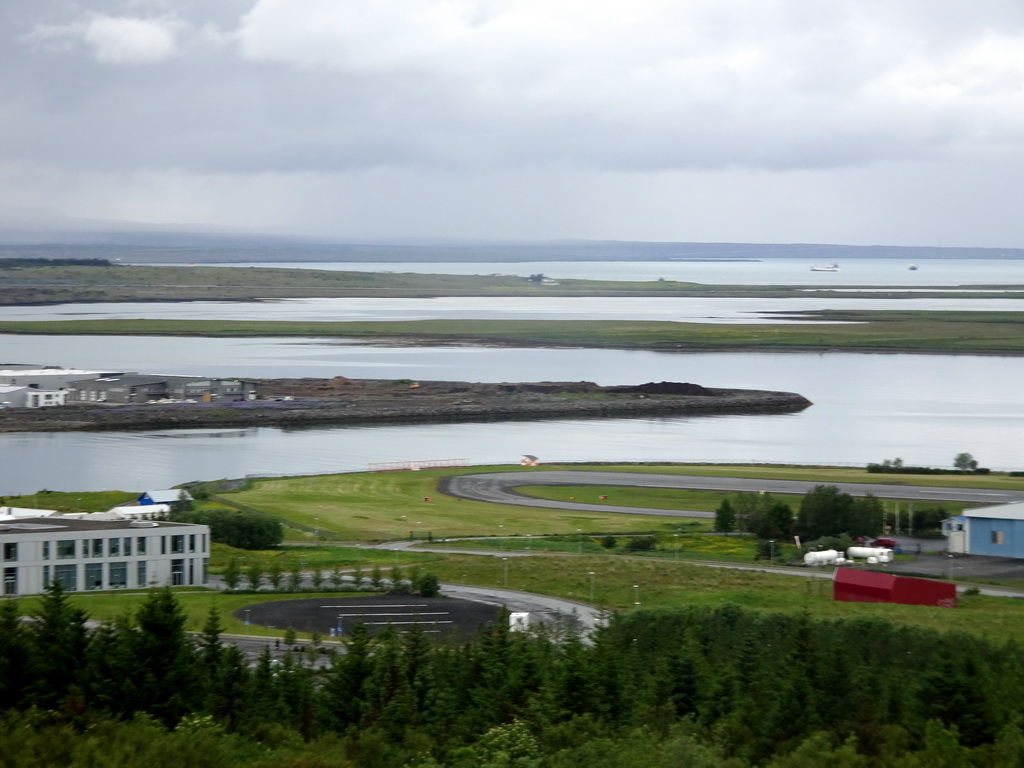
[833,568,956,608]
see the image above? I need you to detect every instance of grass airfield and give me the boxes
[10,463,1024,642]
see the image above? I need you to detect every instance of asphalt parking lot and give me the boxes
[236,595,502,640]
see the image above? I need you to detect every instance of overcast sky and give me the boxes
[3,0,1024,247]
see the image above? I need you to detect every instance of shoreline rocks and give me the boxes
[0,378,812,433]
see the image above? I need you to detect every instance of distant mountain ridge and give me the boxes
[1,234,1022,263]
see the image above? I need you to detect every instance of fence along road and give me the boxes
[440,470,1024,518]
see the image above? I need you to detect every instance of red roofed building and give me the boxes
[833,568,956,608]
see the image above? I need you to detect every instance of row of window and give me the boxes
[29,533,207,562]
[34,558,209,592]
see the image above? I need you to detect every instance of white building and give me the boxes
[0,507,57,522]
[0,517,210,595]
[0,385,67,408]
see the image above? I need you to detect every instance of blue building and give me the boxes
[944,502,1024,558]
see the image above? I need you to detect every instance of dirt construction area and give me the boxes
[236,595,502,640]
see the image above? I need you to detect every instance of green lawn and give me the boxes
[434,531,768,563]
[428,554,1024,644]
[12,553,1022,644]
[219,469,682,542]
[568,462,1024,490]
[208,543,442,572]
[515,484,765,512]
[215,464,999,546]
[4,309,1024,353]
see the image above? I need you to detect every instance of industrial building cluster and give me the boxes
[0,365,257,408]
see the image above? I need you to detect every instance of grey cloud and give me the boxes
[4,0,1024,246]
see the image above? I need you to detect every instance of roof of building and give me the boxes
[0,368,107,378]
[140,490,191,503]
[71,374,170,387]
[0,517,201,535]
[107,504,171,516]
[963,501,1024,520]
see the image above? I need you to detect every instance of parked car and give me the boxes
[872,537,898,549]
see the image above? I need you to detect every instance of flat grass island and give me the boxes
[0,377,811,432]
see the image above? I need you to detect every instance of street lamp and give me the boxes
[633,583,640,610]
[244,608,251,626]
[499,524,504,550]
[502,557,509,588]
[588,571,595,602]
[674,533,679,560]
[769,539,775,566]
[577,528,583,554]
[337,614,343,637]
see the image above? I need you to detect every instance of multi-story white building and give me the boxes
[0,517,211,595]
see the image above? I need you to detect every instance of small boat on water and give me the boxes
[810,262,839,272]
[908,264,919,271]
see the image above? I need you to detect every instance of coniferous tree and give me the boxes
[714,498,736,533]
[130,588,197,724]
[0,600,31,710]
[28,581,89,710]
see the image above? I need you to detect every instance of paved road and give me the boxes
[442,470,1024,518]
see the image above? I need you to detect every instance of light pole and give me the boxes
[633,583,640,610]
[674,533,679,560]
[499,524,504,550]
[337,614,343,637]
[588,571,595,602]
[769,539,775,566]
[577,528,583,554]
[244,608,251,626]
[502,557,509,588]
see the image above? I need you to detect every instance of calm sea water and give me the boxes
[3,294,1023,325]
[182,257,1024,287]
[3,257,1022,494]
[1,341,1022,494]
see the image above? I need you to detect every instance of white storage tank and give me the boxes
[847,546,893,563]
[803,549,840,566]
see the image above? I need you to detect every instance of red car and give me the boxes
[872,538,898,549]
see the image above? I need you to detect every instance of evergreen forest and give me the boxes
[3,585,1023,767]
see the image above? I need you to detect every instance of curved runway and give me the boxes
[441,470,1024,518]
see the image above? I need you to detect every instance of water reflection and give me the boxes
[2,347,1023,494]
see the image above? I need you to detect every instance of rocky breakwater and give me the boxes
[0,377,811,433]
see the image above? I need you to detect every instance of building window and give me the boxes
[56,540,75,559]
[85,563,103,591]
[3,567,16,595]
[188,559,194,586]
[992,530,1005,545]
[3,543,16,562]
[42,541,50,560]
[123,538,132,557]
[161,536,167,555]
[171,559,184,586]
[137,537,147,555]
[137,560,147,587]
[109,562,127,588]
[42,565,50,587]
[189,534,196,553]
[171,535,185,554]
[91,539,103,558]
[202,558,209,584]
[109,538,120,557]
[202,534,207,553]
[54,564,77,591]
